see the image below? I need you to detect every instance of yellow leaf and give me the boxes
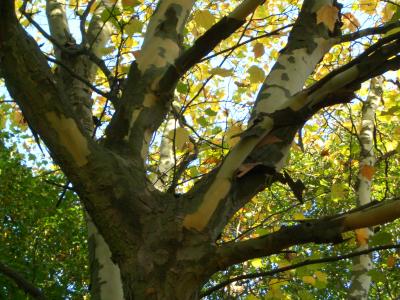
[248,65,265,84]
[209,67,233,77]
[355,228,370,246]
[302,275,316,285]
[253,42,265,58]
[293,212,305,220]
[342,13,360,32]
[360,165,375,181]
[382,3,395,22]
[193,10,215,30]
[315,271,328,284]
[69,0,77,9]
[359,0,377,15]
[331,183,345,201]
[251,258,263,268]
[269,278,287,289]
[316,4,339,32]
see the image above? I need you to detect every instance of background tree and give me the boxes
[0,0,400,298]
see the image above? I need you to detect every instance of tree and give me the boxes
[0,137,88,299]
[0,0,400,298]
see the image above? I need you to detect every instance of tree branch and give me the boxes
[105,0,197,161]
[339,20,400,43]
[181,0,340,234]
[45,0,73,59]
[173,0,265,76]
[212,198,400,272]
[0,261,45,299]
[202,244,400,297]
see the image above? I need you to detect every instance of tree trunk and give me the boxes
[348,77,382,299]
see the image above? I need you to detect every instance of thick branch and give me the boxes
[202,244,400,297]
[0,261,45,299]
[339,20,400,43]
[174,0,265,76]
[46,0,73,59]
[181,0,340,233]
[105,0,196,161]
[213,199,400,271]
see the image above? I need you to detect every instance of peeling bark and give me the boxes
[2,0,400,298]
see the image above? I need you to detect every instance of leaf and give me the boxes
[331,183,345,201]
[248,65,265,84]
[293,212,305,220]
[368,269,385,282]
[342,13,360,32]
[387,255,396,268]
[204,108,217,116]
[355,228,370,246]
[193,10,215,30]
[122,0,140,7]
[177,82,189,94]
[125,19,143,35]
[382,3,396,22]
[251,258,263,268]
[359,0,377,15]
[298,290,314,300]
[315,271,328,284]
[196,116,208,127]
[253,43,265,58]
[174,127,190,150]
[209,67,233,77]
[370,231,393,246]
[302,275,316,286]
[316,4,339,32]
[360,165,375,180]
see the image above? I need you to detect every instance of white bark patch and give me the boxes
[87,217,124,300]
[257,37,333,114]
[183,178,231,230]
[308,65,359,107]
[46,0,71,45]
[137,37,180,72]
[46,112,90,167]
[184,117,274,231]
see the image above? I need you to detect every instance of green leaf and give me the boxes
[250,258,263,268]
[368,269,385,283]
[204,108,217,116]
[125,19,143,35]
[248,65,265,84]
[369,231,393,246]
[177,82,189,94]
[197,116,208,127]
[209,67,233,77]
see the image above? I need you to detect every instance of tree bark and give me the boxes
[348,78,382,299]
[2,0,400,299]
